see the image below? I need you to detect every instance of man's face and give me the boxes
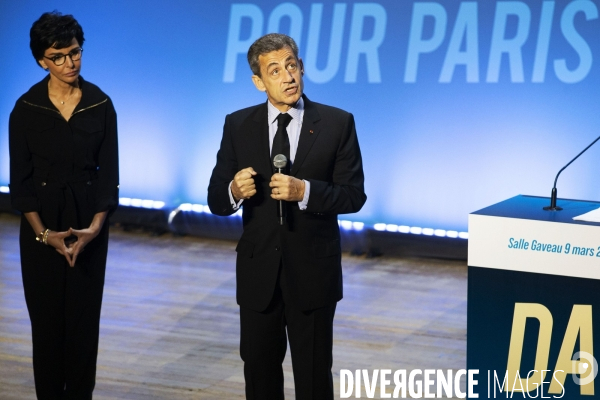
[252,46,304,112]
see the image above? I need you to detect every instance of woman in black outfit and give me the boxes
[9,11,119,399]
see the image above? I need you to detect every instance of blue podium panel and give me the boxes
[468,195,600,399]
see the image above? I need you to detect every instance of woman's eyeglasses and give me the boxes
[43,47,83,66]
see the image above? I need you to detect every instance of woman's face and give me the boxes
[38,38,81,85]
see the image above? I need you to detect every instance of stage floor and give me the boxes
[0,213,466,399]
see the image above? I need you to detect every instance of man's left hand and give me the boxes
[270,173,305,202]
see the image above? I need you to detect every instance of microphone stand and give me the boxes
[543,135,600,211]
[273,154,288,224]
[276,165,285,225]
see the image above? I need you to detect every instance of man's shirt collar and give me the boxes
[268,96,304,124]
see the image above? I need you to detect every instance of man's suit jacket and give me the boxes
[208,95,366,312]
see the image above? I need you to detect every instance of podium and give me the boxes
[468,195,600,398]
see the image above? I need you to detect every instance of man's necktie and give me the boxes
[272,113,293,171]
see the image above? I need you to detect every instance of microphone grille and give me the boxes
[273,154,288,169]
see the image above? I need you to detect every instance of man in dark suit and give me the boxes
[208,33,366,399]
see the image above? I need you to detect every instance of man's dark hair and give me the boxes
[247,33,299,76]
[30,11,84,67]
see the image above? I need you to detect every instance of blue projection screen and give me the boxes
[1,0,600,232]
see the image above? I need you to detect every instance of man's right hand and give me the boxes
[232,167,257,201]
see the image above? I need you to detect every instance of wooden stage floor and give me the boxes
[0,213,467,399]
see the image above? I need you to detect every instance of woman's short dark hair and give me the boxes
[30,11,84,66]
[247,33,299,77]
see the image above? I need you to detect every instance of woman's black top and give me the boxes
[9,75,119,232]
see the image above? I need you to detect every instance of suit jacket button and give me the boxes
[41,182,46,186]
[275,246,280,251]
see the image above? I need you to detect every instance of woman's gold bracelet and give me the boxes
[36,228,50,245]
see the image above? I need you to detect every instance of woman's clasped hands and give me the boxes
[45,227,99,267]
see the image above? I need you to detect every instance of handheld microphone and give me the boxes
[273,154,288,225]
[543,134,600,211]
